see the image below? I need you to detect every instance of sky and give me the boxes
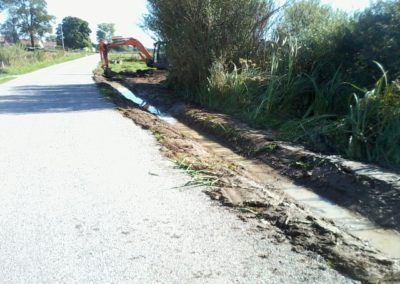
[1,0,371,48]
[46,0,155,47]
[320,0,371,11]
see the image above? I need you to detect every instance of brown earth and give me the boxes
[93,73,400,284]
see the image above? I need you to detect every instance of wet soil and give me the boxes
[119,71,400,232]
[93,73,400,283]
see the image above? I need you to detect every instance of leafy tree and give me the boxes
[276,0,349,75]
[342,0,400,83]
[56,16,91,49]
[20,0,54,47]
[96,23,115,42]
[145,0,276,89]
[0,1,20,44]
[0,0,54,47]
[1,16,20,44]
[277,0,400,85]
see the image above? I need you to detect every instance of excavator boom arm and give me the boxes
[99,38,153,69]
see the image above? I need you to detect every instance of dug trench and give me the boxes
[93,71,400,283]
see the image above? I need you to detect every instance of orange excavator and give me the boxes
[99,37,168,76]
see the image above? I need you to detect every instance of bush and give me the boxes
[338,0,400,85]
[0,45,83,76]
[276,0,350,76]
[145,0,276,89]
[145,0,400,166]
[345,70,400,164]
[0,45,27,68]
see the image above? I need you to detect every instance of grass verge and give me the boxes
[0,46,90,84]
[107,53,152,73]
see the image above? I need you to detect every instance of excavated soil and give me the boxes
[93,73,400,284]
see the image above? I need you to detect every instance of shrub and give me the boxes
[144,0,276,89]
[145,0,400,166]
[276,0,350,76]
[0,45,27,68]
[338,0,400,85]
[0,45,70,75]
[346,67,400,164]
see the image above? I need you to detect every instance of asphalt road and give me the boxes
[0,55,356,283]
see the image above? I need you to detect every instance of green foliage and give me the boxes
[0,0,54,47]
[339,0,400,85]
[145,0,276,89]
[56,17,92,49]
[276,0,400,85]
[276,0,350,76]
[345,67,400,163]
[107,53,151,73]
[18,0,54,47]
[96,23,115,42]
[0,45,88,81]
[0,44,27,67]
[1,14,20,44]
[146,0,400,166]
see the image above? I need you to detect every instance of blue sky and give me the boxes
[2,0,371,48]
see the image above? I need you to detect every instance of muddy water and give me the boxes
[284,187,400,259]
[112,82,400,259]
[174,122,400,259]
[114,84,177,124]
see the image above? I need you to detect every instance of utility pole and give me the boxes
[60,23,65,50]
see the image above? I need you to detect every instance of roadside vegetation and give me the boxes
[0,0,93,83]
[107,53,150,73]
[144,0,400,168]
[0,45,89,82]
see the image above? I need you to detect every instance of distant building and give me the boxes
[19,39,44,48]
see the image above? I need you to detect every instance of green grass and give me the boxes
[108,53,152,73]
[185,42,400,167]
[0,46,90,84]
[5,52,88,75]
[0,76,16,84]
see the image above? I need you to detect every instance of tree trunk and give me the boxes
[29,3,34,48]
[30,32,34,48]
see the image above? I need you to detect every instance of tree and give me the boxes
[1,16,20,44]
[0,0,54,47]
[96,23,115,42]
[276,0,349,74]
[0,0,17,11]
[0,1,20,44]
[145,0,276,89]
[56,16,91,49]
[345,0,400,83]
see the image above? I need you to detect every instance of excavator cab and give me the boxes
[149,41,168,69]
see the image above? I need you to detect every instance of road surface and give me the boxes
[0,55,355,283]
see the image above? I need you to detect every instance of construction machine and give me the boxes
[99,37,168,77]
